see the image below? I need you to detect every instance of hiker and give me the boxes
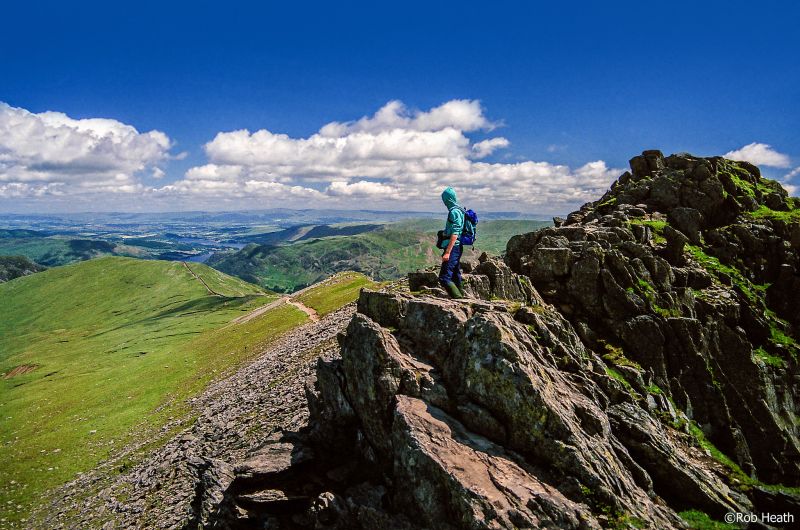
[439,187,466,299]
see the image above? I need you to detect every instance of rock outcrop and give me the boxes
[407,252,540,304]
[211,151,799,529]
[0,255,45,282]
[506,151,800,486]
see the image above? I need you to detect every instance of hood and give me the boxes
[441,187,459,209]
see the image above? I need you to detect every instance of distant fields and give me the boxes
[0,218,550,294]
[0,257,373,523]
[210,219,550,292]
[0,235,117,267]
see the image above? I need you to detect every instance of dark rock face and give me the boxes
[408,254,540,304]
[302,291,703,528]
[224,287,765,527]
[0,255,45,282]
[506,151,800,487]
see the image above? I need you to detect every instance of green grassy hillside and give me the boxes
[0,236,117,267]
[0,257,314,523]
[295,272,376,316]
[209,219,549,292]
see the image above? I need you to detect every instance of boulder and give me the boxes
[392,396,600,530]
[668,207,703,244]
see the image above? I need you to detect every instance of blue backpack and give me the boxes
[460,207,478,245]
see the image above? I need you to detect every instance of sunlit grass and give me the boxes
[0,257,311,523]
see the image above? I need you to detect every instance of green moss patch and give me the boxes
[599,340,642,370]
[679,510,738,529]
[748,204,800,223]
[627,218,667,244]
[604,366,633,391]
[754,347,786,368]
[685,244,759,304]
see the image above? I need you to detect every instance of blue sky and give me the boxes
[1,0,798,214]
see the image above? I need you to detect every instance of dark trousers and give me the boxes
[438,243,463,288]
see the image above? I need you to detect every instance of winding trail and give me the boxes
[287,299,319,321]
[230,296,287,324]
[231,296,319,325]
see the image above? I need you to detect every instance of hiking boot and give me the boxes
[444,281,464,299]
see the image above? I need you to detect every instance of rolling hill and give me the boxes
[0,232,119,267]
[0,256,374,523]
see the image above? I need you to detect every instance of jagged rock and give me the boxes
[607,402,750,517]
[504,150,800,487]
[408,271,439,292]
[750,486,800,519]
[195,458,235,528]
[295,289,703,527]
[668,207,703,244]
[461,273,492,299]
[528,246,572,280]
[767,264,800,333]
[233,437,314,484]
[405,257,536,303]
[473,258,538,303]
[392,396,600,529]
[460,256,480,273]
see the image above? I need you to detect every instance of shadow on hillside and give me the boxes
[86,294,261,339]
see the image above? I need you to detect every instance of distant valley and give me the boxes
[0,210,551,291]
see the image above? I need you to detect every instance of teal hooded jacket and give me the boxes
[441,187,464,246]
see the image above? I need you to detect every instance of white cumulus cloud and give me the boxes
[1,100,626,213]
[784,167,800,180]
[318,99,495,137]
[724,142,791,168]
[472,137,510,159]
[172,99,623,212]
[326,180,400,197]
[0,102,172,197]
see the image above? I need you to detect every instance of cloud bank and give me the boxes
[0,103,172,200]
[163,99,622,211]
[6,100,793,213]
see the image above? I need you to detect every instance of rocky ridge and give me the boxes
[35,151,800,529]
[209,151,799,529]
[506,150,800,485]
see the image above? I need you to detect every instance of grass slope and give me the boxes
[0,237,117,267]
[295,272,376,316]
[210,219,549,292]
[0,257,298,523]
